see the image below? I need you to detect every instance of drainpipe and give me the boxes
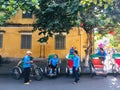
[39,44,41,58]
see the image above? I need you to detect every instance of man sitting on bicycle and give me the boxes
[48,54,59,74]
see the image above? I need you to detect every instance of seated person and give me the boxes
[69,46,76,55]
[48,54,59,74]
[96,48,107,61]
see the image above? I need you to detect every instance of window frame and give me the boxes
[54,35,66,50]
[0,34,3,48]
[20,33,32,49]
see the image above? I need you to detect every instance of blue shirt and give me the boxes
[97,51,107,59]
[23,55,31,68]
[72,55,80,68]
[50,58,59,66]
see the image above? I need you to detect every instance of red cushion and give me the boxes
[92,59,103,65]
[68,59,73,68]
[115,59,120,67]
[94,65,104,68]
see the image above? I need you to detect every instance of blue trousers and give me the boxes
[73,67,79,82]
[24,67,30,83]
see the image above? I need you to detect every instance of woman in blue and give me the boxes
[48,54,59,74]
[72,50,80,84]
[23,51,33,85]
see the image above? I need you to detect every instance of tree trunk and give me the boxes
[84,30,93,67]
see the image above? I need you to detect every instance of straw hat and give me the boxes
[26,51,32,54]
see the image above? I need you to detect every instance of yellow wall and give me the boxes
[0,10,88,60]
[45,27,88,60]
[0,27,88,60]
[0,27,40,58]
[7,10,36,24]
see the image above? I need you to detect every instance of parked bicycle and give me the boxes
[12,60,43,81]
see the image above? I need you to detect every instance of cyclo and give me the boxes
[111,53,120,77]
[12,57,43,81]
[44,54,61,77]
[89,54,107,77]
[65,54,81,77]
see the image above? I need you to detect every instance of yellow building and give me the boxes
[0,10,89,60]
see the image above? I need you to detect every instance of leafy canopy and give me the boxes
[0,0,119,43]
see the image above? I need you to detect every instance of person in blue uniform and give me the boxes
[96,48,107,61]
[72,50,80,84]
[23,51,33,85]
[48,54,59,74]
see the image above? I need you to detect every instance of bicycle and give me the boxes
[12,60,43,81]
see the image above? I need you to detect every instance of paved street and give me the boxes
[0,75,120,90]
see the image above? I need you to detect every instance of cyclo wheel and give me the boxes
[112,64,117,77]
[89,62,94,77]
[34,67,43,81]
[66,67,69,77]
[12,66,22,80]
[78,67,81,77]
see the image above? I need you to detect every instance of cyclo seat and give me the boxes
[115,58,120,67]
[67,59,73,68]
[92,58,104,68]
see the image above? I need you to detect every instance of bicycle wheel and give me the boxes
[12,66,22,80]
[34,67,43,81]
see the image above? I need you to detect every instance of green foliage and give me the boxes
[0,0,39,25]
[0,0,119,43]
[33,0,80,43]
[78,0,115,33]
[32,0,116,42]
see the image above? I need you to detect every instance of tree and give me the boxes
[32,0,116,43]
[76,0,120,66]
[77,0,120,66]
[32,0,80,43]
[31,0,116,67]
[0,0,116,42]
